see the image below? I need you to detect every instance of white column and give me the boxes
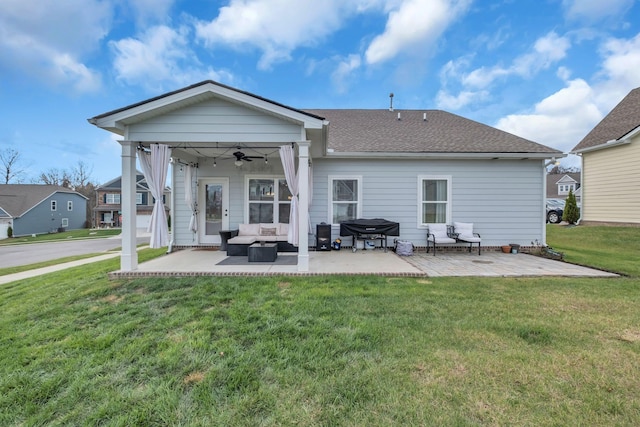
[120,141,138,271]
[297,141,310,272]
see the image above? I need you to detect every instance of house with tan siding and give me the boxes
[571,87,640,225]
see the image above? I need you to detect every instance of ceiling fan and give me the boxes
[232,150,263,166]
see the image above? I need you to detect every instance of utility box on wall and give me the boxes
[316,223,331,251]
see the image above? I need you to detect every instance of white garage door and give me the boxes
[0,222,9,240]
[136,214,151,230]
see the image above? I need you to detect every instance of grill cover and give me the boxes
[339,218,400,236]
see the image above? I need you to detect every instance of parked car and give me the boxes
[546,198,564,223]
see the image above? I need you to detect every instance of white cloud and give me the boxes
[594,32,640,107]
[331,55,363,94]
[110,26,235,92]
[0,0,110,92]
[495,79,602,153]
[195,0,360,70]
[493,31,640,157]
[563,0,634,23]
[463,32,571,89]
[365,0,472,65]
[127,0,176,27]
[436,89,488,110]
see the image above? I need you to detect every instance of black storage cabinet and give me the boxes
[316,223,331,251]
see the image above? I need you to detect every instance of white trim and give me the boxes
[89,81,325,134]
[417,175,452,227]
[244,175,289,224]
[572,138,632,154]
[198,177,229,244]
[325,151,563,160]
[67,201,73,211]
[328,175,362,226]
[51,200,57,211]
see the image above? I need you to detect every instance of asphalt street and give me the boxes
[0,234,150,268]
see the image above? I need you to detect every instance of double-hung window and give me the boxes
[247,177,291,223]
[67,201,73,211]
[51,200,57,211]
[329,176,361,224]
[418,176,451,225]
[106,193,120,204]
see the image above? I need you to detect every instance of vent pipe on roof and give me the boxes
[389,93,394,111]
[423,112,427,121]
[397,112,401,121]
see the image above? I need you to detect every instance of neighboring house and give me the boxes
[95,173,171,229]
[88,80,563,271]
[571,87,640,224]
[546,173,581,203]
[0,185,88,238]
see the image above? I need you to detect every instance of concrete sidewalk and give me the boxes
[0,253,121,285]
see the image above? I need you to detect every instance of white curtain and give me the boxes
[139,143,171,248]
[184,165,198,234]
[279,145,299,245]
[308,161,313,233]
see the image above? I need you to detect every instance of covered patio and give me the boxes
[89,81,327,274]
[108,248,617,279]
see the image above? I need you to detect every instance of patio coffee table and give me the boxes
[248,242,278,262]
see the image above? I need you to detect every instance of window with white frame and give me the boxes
[136,192,143,205]
[329,176,361,224]
[247,177,291,223]
[558,183,575,195]
[418,176,451,225]
[67,201,73,211]
[61,218,69,227]
[106,193,120,204]
[51,200,57,211]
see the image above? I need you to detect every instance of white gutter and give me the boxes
[324,151,565,160]
[572,126,639,155]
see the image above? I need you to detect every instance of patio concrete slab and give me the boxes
[110,248,618,278]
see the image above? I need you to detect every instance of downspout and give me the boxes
[576,153,583,225]
[542,159,548,246]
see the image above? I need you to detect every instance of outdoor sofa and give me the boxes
[226,223,297,256]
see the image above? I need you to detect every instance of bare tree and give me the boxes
[36,161,98,228]
[0,148,26,184]
[548,164,581,174]
[38,168,72,188]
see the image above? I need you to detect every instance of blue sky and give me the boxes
[1,0,639,184]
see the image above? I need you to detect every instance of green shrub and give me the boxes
[7,226,12,238]
[563,189,580,224]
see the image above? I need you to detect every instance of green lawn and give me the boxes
[0,228,121,245]
[1,227,639,426]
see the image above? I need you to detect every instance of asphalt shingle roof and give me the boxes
[0,185,82,218]
[572,87,640,152]
[304,109,560,154]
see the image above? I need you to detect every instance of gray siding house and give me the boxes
[95,173,171,229]
[89,80,563,272]
[0,185,88,238]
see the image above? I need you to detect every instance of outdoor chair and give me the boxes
[452,222,482,255]
[426,224,456,256]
